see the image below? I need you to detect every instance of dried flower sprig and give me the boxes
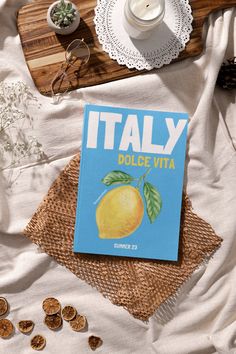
[0,81,46,184]
[217,57,236,90]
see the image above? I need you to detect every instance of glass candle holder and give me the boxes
[123,0,165,40]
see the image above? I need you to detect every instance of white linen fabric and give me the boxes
[0,1,235,353]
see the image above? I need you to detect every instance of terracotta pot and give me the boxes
[47,1,80,35]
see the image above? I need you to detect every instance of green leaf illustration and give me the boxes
[143,182,162,223]
[101,171,134,186]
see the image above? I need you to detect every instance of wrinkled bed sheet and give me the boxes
[0,1,235,353]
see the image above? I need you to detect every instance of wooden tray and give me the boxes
[17,0,236,96]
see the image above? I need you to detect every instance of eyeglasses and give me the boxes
[51,39,90,103]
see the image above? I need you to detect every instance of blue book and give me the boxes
[74,104,188,261]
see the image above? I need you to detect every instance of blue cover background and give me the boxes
[74,104,188,261]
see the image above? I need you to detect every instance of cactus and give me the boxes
[51,0,76,28]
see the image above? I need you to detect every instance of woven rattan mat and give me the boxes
[24,153,222,321]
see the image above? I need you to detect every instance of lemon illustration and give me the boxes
[96,185,144,239]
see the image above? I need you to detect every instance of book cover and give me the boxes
[74,104,188,261]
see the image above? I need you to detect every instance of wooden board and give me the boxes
[17,0,236,96]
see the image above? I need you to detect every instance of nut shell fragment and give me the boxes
[18,320,34,334]
[62,306,77,321]
[42,298,61,315]
[44,314,62,330]
[69,314,87,332]
[31,335,46,351]
[0,319,14,338]
[0,297,8,317]
[88,335,103,351]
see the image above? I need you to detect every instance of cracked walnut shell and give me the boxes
[42,298,61,315]
[31,335,46,351]
[88,335,103,351]
[0,319,14,338]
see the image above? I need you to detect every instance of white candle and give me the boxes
[123,0,165,40]
[130,0,163,21]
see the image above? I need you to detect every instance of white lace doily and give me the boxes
[94,0,193,70]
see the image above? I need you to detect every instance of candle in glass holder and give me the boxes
[123,0,165,40]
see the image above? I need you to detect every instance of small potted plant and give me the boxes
[47,0,80,35]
